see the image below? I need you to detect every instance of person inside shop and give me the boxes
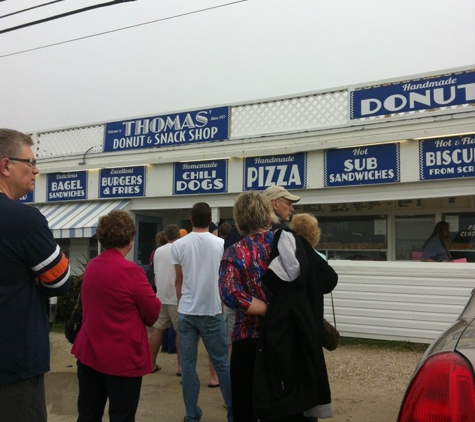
[71,210,161,422]
[421,221,452,262]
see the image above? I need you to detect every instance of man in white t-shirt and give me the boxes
[149,224,181,374]
[172,202,232,422]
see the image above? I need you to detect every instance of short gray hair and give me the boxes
[0,129,33,159]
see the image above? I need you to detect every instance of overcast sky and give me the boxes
[1,0,474,132]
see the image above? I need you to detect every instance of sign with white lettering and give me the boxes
[243,153,307,190]
[47,172,87,202]
[103,107,230,152]
[324,144,400,187]
[173,160,227,195]
[419,135,475,180]
[18,191,34,203]
[350,70,475,119]
[99,166,145,198]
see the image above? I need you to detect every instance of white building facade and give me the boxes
[24,66,475,343]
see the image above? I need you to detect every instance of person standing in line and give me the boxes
[290,213,328,260]
[0,128,71,422]
[172,202,233,422]
[71,210,161,422]
[262,185,301,227]
[209,221,219,236]
[218,192,274,422]
[219,221,236,359]
[223,185,301,250]
[421,220,452,262]
[218,222,233,240]
[220,193,335,422]
[149,224,182,375]
[289,213,338,421]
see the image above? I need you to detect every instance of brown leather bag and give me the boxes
[322,318,340,351]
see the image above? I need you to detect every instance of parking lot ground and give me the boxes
[48,332,425,422]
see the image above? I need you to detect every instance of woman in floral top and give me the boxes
[219,191,274,422]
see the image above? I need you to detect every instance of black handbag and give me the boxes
[65,293,82,344]
[146,263,157,293]
[322,292,340,351]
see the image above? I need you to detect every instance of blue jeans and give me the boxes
[177,313,233,422]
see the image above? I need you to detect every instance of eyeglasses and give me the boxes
[277,198,294,207]
[8,157,38,167]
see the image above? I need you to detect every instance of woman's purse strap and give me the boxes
[330,291,337,330]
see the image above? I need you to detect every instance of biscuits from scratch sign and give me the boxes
[419,134,475,180]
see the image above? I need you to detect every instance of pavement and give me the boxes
[47,331,425,422]
[47,333,229,422]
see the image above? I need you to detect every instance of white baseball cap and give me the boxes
[262,186,301,203]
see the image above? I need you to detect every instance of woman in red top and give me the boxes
[72,210,161,422]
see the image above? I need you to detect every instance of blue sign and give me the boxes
[173,160,228,195]
[243,153,307,190]
[420,135,475,180]
[99,166,145,198]
[47,171,87,202]
[325,144,400,187]
[104,107,230,152]
[19,190,34,203]
[350,70,475,119]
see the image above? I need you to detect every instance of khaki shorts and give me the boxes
[153,304,178,330]
[224,305,236,346]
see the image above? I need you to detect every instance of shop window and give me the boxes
[136,219,162,266]
[89,237,98,260]
[395,215,435,261]
[444,212,475,262]
[317,216,387,261]
[56,239,70,259]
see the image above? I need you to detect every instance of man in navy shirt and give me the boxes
[0,129,71,421]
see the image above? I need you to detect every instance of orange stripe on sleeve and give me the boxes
[39,253,69,284]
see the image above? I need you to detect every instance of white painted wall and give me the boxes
[328,261,475,344]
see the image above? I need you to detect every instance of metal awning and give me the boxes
[34,200,129,239]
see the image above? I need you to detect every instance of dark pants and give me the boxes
[76,360,143,422]
[231,339,311,422]
[0,374,47,422]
